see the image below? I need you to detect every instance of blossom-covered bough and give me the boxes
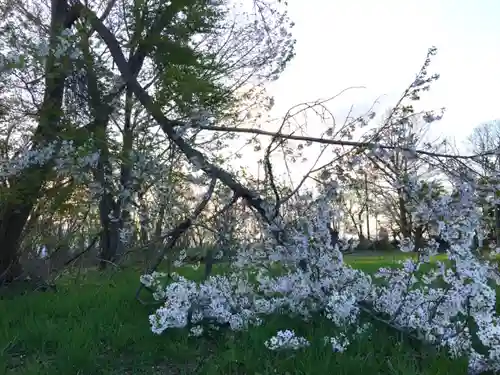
[3,1,500,374]
[139,170,500,374]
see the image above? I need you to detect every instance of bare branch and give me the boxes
[190,124,497,161]
[135,177,218,305]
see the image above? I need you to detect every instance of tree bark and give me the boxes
[398,193,411,238]
[80,21,153,268]
[0,0,75,283]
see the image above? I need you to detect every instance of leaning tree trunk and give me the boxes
[0,0,75,283]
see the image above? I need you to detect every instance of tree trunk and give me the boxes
[414,225,424,252]
[0,202,31,282]
[117,85,134,254]
[357,211,364,238]
[364,173,370,239]
[154,204,166,238]
[0,0,73,283]
[398,193,411,238]
[82,33,148,268]
[93,121,123,269]
[138,193,150,246]
[82,33,123,269]
[495,204,500,246]
[97,192,121,269]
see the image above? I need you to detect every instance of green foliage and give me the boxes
[127,0,234,117]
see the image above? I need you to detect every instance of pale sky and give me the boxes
[266,0,500,150]
[252,0,499,233]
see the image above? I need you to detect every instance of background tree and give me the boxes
[467,120,500,246]
[0,0,295,282]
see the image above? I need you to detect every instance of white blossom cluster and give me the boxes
[368,176,500,374]
[0,140,99,183]
[264,330,309,350]
[0,138,160,246]
[139,170,500,374]
[323,333,349,353]
[0,28,82,74]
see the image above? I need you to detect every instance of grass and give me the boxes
[0,253,472,375]
[344,252,449,274]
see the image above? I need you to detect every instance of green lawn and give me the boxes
[0,254,471,374]
[344,252,449,274]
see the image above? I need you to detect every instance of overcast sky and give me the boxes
[266,0,500,151]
